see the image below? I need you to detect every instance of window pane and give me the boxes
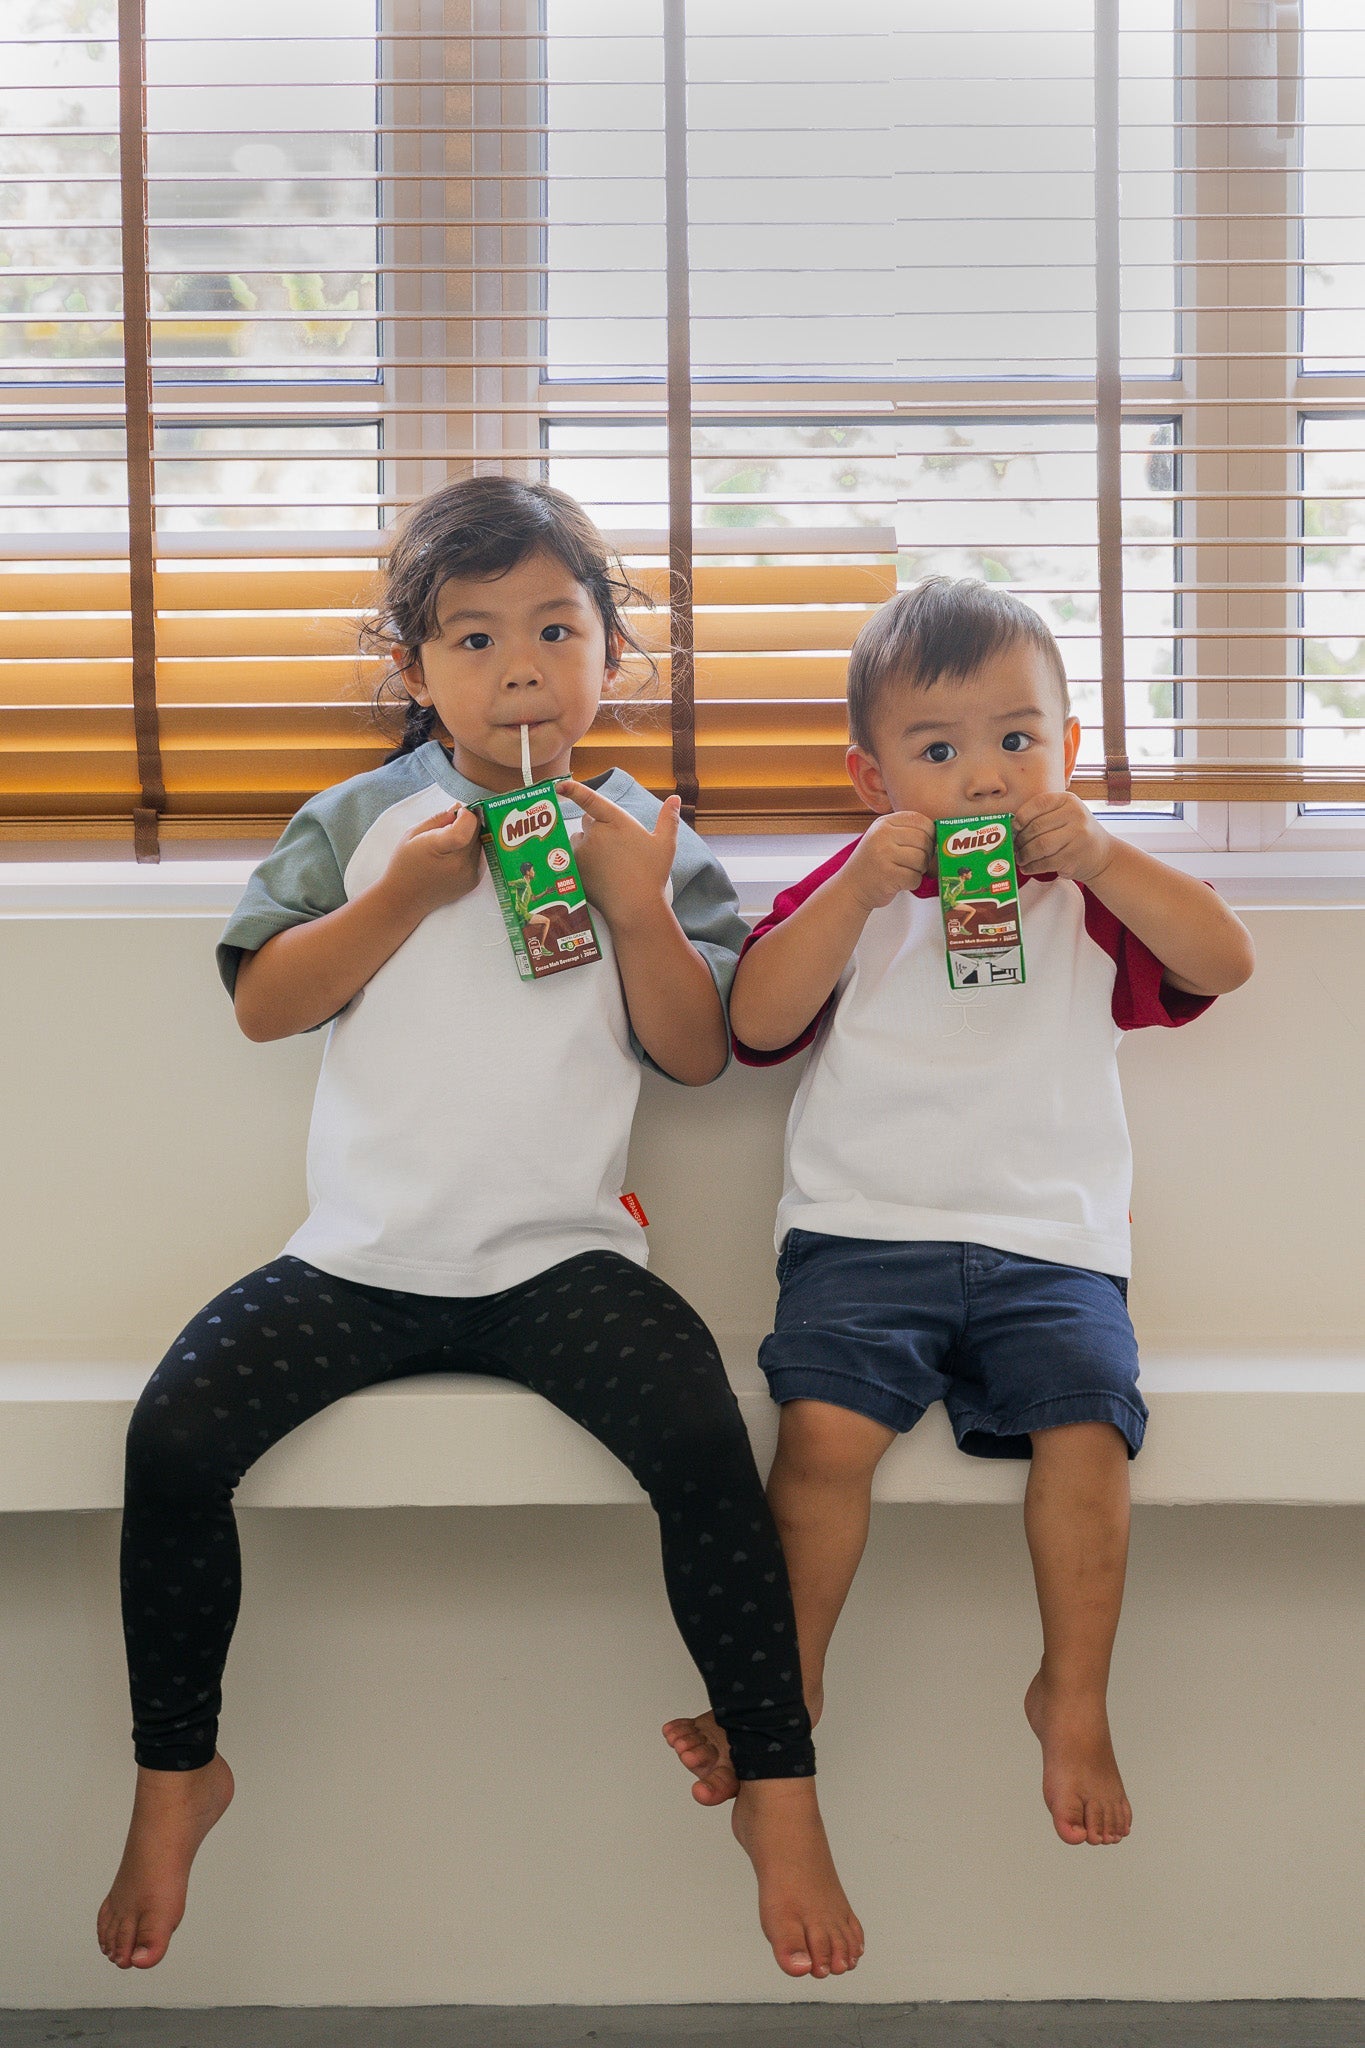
[0,3,122,382]
[544,1,1175,383]
[0,423,127,555]
[1301,416,1365,796]
[1302,1,1365,376]
[143,0,378,383]
[152,422,380,536]
[0,1,381,386]
[545,0,665,380]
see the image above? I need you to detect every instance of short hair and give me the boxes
[363,476,655,759]
[846,576,1070,753]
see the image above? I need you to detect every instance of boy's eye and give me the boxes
[1001,730,1033,753]
[461,631,493,652]
[924,740,957,763]
[540,622,570,643]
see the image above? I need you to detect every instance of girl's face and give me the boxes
[393,548,615,790]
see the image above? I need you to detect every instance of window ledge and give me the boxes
[4,848,1365,919]
[1,1350,1360,1512]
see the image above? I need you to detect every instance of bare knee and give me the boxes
[771,1399,896,1489]
[1029,1420,1131,1475]
[1027,1422,1131,1520]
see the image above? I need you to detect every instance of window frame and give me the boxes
[7,0,1364,865]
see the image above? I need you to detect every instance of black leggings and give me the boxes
[122,1251,813,1782]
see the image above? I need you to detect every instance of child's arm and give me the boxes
[730,813,936,1052]
[556,779,728,1086]
[1013,792,1255,997]
[233,804,483,1040]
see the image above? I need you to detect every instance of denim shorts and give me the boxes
[759,1232,1147,1460]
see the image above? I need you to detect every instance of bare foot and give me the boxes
[731,1777,863,1979]
[97,1754,235,1968]
[663,1685,825,1810]
[1024,1670,1131,1847]
[662,1711,740,1807]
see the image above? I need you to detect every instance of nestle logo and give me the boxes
[943,823,1006,859]
[500,801,557,848]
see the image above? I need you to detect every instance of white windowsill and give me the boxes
[1,1349,1360,1512]
[5,837,1365,918]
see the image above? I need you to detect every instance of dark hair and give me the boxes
[846,576,1070,754]
[363,476,655,756]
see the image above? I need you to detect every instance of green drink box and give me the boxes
[935,812,1026,990]
[479,779,602,981]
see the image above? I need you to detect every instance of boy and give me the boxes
[666,577,1254,1847]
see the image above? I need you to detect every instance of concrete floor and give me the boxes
[0,2009,1361,2048]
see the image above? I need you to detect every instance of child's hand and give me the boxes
[1013,791,1114,885]
[382,803,484,918]
[842,810,936,913]
[556,778,680,934]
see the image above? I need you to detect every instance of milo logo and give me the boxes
[499,800,557,850]
[942,822,1007,859]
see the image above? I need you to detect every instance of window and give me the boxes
[3,0,1361,852]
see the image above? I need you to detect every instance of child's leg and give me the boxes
[99,1259,451,1969]
[471,1253,864,1981]
[1022,1420,1133,1847]
[766,1398,898,1726]
[663,1396,893,1808]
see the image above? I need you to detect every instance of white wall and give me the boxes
[1,905,1362,2007]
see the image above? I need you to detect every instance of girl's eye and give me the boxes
[541,623,570,643]
[1001,730,1033,753]
[461,632,493,652]
[924,740,957,763]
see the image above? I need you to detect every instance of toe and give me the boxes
[1053,1799,1088,1847]
[131,1929,166,1969]
[662,1718,711,1764]
[129,1908,172,1970]
[806,1925,835,1980]
[771,1921,814,1977]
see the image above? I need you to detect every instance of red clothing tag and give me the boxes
[620,1192,649,1228]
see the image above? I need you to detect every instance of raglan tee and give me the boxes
[217,742,748,1296]
[738,839,1214,1280]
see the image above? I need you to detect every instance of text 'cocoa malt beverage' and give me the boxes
[935,813,1026,990]
[479,780,602,981]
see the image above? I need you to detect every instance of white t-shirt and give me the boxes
[737,840,1214,1280]
[218,745,748,1296]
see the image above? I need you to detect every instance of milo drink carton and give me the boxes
[935,812,1025,990]
[479,780,602,981]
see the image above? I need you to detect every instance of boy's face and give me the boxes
[391,548,616,791]
[847,641,1082,831]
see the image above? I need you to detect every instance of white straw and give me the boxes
[520,721,533,788]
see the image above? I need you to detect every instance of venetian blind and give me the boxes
[3,0,1363,854]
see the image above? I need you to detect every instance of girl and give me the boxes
[97,478,863,1982]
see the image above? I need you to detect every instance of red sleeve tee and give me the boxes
[735,839,1213,1278]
